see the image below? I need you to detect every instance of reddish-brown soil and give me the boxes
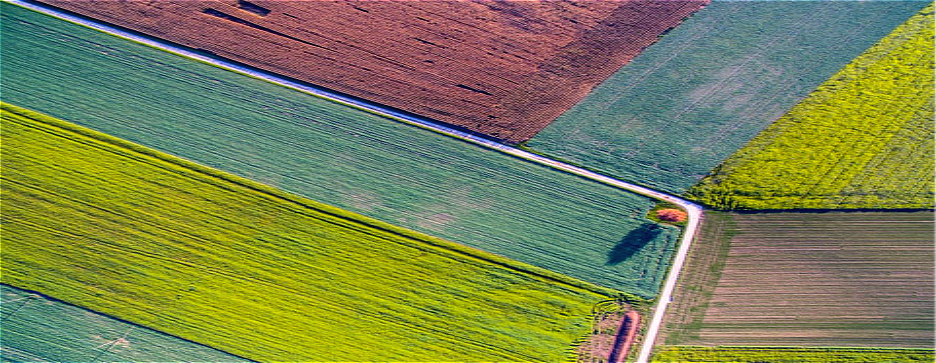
[37,0,708,143]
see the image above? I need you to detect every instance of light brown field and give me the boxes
[659,211,934,348]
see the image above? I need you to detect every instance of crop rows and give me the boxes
[526,1,929,194]
[658,211,934,348]
[1,3,681,297]
[37,0,708,143]
[0,285,246,362]
[0,102,625,361]
[688,5,934,210]
[653,346,935,363]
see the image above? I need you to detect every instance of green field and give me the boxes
[688,5,934,210]
[526,1,928,194]
[0,284,248,362]
[0,102,627,361]
[658,211,934,348]
[653,346,935,363]
[1,3,680,298]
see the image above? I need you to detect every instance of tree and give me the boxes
[656,209,687,223]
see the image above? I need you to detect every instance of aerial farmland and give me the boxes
[2,3,681,298]
[688,7,934,210]
[33,0,706,142]
[0,0,932,362]
[527,0,927,194]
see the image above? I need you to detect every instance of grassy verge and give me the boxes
[656,212,735,346]
[1,102,629,361]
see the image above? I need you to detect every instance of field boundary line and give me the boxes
[7,2,704,361]
[0,284,254,362]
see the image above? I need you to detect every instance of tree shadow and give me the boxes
[606,223,662,266]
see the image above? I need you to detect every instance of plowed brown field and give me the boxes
[36,0,707,142]
[659,211,935,348]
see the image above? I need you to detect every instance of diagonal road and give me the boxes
[8,1,704,361]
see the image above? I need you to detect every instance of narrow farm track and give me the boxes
[8,1,703,361]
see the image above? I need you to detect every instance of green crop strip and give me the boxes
[0,284,248,362]
[0,103,629,361]
[653,346,934,363]
[688,5,934,210]
[1,2,680,298]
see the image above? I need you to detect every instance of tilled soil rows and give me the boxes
[660,211,935,348]
[37,0,707,143]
